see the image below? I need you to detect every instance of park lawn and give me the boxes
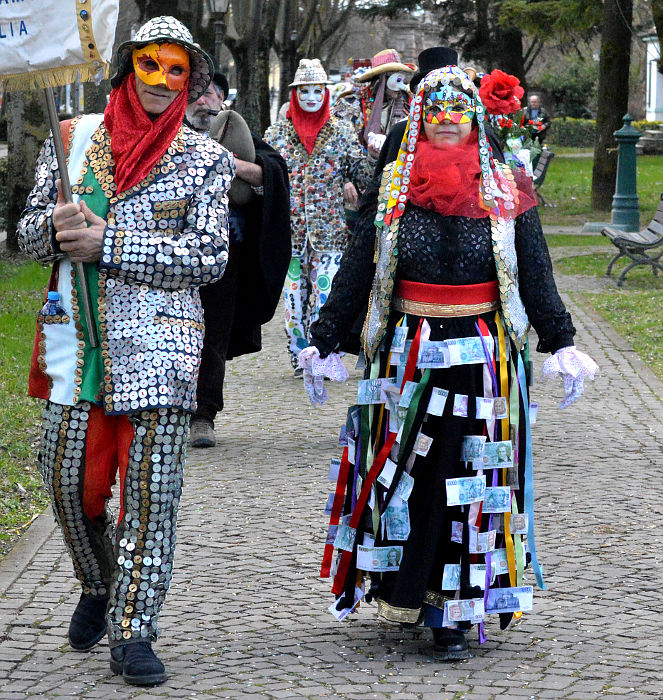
[545,234,611,247]
[585,284,663,382]
[554,252,663,381]
[538,153,663,227]
[0,259,50,558]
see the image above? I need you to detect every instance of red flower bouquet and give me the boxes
[479,70,525,116]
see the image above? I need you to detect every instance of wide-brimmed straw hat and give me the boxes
[289,59,332,87]
[112,16,214,103]
[356,49,414,83]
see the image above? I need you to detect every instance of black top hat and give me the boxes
[212,72,230,98]
[410,46,459,92]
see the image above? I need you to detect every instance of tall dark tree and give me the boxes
[5,91,49,252]
[225,0,281,134]
[591,0,633,211]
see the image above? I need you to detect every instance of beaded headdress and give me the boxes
[377,66,514,229]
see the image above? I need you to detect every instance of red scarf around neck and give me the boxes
[286,86,330,155]
[104,73,189,193]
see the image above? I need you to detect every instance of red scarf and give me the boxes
[286,87,330,155]
[104,73,189,193]
[409,131,489,218]
[409,131,538,218]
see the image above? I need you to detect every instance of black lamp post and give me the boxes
[209,0,230,65]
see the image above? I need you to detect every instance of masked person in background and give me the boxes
[185,74,291,448]
[333,50,414,230]
[299,65,597,659]
[264,58,370,373]
[17,16,233,686]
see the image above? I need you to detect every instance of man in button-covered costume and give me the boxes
[17,17,233,687]
[263,58,370,372]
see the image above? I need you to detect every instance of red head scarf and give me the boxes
[286,86,330,154]
[104,72,189,193]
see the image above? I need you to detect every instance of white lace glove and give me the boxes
[367,132,386,152]
[542,346,598,409]
[297,347,349,407]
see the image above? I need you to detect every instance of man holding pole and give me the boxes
[16,16,233,686]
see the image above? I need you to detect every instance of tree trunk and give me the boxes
[651,0,663,75]
[279,43,299,114]
[231,39,272,134]
[84,79,111,115]
[591,0,632,211]
[497,28,527,89]
[6,91,49,253]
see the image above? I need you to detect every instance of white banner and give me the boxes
[0,0,119,90]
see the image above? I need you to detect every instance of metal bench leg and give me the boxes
[606,251,625,277]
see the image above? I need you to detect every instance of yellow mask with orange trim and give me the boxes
[132,42,191,92]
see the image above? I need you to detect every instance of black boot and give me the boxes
[431,627,469,660]
[67,592,108,651]
[110,642,167,686]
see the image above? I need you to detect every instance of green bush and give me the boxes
[0,158,7,232]
[539,55,598,118]
[547,118,596,147]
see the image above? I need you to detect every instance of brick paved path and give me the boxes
[1,284,662,699]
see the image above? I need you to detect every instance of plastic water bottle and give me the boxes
[39,291,69,324]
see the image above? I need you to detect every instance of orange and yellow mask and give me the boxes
[132,42,191,92]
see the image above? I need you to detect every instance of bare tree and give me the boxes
[273,0,357,109]
[225,1,281,133]
[5,92,49,252]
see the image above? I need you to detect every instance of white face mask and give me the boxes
[296,84,325,112]
[386,72,409,93]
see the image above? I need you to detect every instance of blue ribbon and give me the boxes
[517,354,546,590]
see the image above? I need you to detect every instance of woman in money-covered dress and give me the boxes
[298,66,597,659]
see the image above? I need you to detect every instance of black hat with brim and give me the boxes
[410,46,459,92]
[212,72,230,99]
[112,16,214,103]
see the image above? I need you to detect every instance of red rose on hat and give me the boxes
[479,69,524,115]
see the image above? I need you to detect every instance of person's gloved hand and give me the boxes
[542,346,598,409]
[367,132,386,156]
[297,347,349,407]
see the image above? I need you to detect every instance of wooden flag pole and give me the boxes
[43,86,99,348]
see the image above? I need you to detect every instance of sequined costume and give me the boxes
[17,112,233,647]
[308,67,576,638]
[264,115,370,366]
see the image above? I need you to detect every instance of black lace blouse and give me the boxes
[310,177,575,357]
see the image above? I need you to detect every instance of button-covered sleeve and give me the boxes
[340,121,371,192]
[16,136,62,264]
[100,152,234,291]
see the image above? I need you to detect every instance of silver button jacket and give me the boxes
[17,119,234,415]
[263,117,371,256]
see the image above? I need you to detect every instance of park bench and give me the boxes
[601,193,663,286]
[532,148,555,206]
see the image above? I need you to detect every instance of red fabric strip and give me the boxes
[394,279,499,305]
[400,317,424,391]
[331,432,398,596]
[83,405,133,522]
[320,447,352,578]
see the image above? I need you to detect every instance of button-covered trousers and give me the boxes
[284,247,343,367]
[37,400,189,647]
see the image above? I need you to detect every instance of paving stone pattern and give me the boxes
[0,278,662,698]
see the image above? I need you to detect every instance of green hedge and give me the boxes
[633,120,662,132]
[547,118,596,147]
